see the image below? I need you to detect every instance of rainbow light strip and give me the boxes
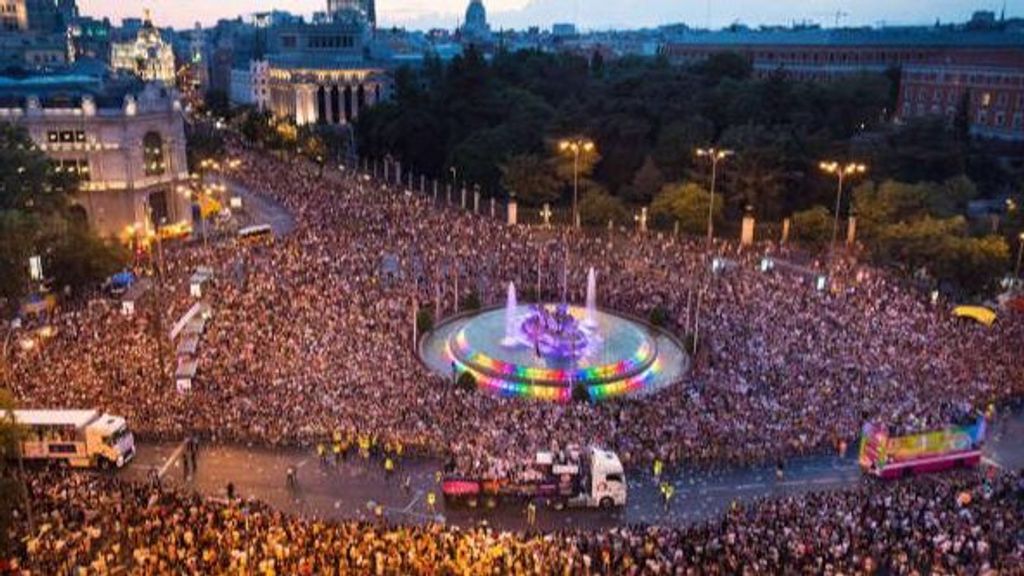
[444,331,665,403]
[450,329,656,386]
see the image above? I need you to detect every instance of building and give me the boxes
[0,79,191,239]
[660,26,1024,82]
[230,58,270,109]
[262,5,390,126]
[69,16,112,60]
[327,0,375,27]
[0,0,29,32]
[461,0,491,44]
[0,31,69,69]
[0,0,75,33]
[110,10,175,85]
[898,49,1024,141]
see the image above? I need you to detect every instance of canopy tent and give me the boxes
[952,305,997,327]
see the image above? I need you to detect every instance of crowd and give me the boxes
[3,142,1023,479]
[7,468,1021,573]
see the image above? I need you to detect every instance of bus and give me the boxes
[858,415,986,479]
[11,410,135,469]
[237,224,273,244]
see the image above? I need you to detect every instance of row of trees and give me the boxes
[356,48,997,214]
[352,47,1021,296]
[0,124,125,313]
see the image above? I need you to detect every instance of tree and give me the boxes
[692,52,752,84]
[623,156,664,204]
[499,154,560,206]
[238,108,276,146]
[0,123,125,309]
[790,206,833,249]
[650,182,720,235]
[185,122,226,173]
[203,89,231,119]
[578,184,628,227]
[0,389,26,558]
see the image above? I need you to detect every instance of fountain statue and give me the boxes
[501,282,518,346]
[584,267,598,327]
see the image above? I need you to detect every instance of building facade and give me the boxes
[898,50,1024,141]
[0,82,191,239]
[263,9,390,126]
[660,27,1024,82]
[110,11,175,85]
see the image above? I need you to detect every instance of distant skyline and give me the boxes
[78,0,1019,31]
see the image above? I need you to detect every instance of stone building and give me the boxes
[0,81,191,239]
[263,7,390,126]
[110,10,176,85]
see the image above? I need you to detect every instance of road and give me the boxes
[118,406,1023,532]
[225,180,296,237]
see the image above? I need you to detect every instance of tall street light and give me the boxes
[559,138,596,229]
[1015,231,1024,280]
[695,147,733,251]
[819,161,867,254]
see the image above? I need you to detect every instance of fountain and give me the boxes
[584,267,598,328]
[417,264,687,402]
[501,282,518,346]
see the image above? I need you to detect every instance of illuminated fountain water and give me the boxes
[418,271,688,402]
[501,282,518,346]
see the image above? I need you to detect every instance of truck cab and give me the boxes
[85,415,135,468]
[587,447,627,508]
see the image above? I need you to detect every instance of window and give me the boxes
[75,130,85,142]
[48,443,78,454]
[59,130,74,142]
[981,92,991,107]
[281,35,296,49]
[142,132,165,176]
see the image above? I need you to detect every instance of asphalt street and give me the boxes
[118,405,1023,532]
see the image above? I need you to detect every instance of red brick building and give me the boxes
[898,50,1024,141]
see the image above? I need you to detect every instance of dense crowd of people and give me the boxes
[2,137,1024,573]
[8,468,1021,573]
[4,143,1023,481]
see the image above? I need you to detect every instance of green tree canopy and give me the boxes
[578,184,628,227]
[650,182,720,235]
[499,154,561,206]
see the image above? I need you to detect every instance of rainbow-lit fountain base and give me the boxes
[419,303,688,402]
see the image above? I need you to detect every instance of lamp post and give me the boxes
[559,138,596,229]
[695,147,733,252]
[819,161,867,254]
[1015,232,1024,280]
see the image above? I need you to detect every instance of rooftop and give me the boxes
[664,27,1024,48]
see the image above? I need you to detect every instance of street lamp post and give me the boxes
[819,161,867,254]
[695,147,733,252]
[1015,232,1024,280]
[559,138,596,229]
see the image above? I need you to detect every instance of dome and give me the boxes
[465,0,487,29]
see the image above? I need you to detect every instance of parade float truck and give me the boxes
[10,409,135,469]
[442,446,627,510]
[858,415,986,479]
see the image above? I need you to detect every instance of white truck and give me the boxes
[442,446,627,510]
[11,409,135,469]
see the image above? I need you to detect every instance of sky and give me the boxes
[77,0,1019,31]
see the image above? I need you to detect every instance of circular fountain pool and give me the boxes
[419,304,688,402]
